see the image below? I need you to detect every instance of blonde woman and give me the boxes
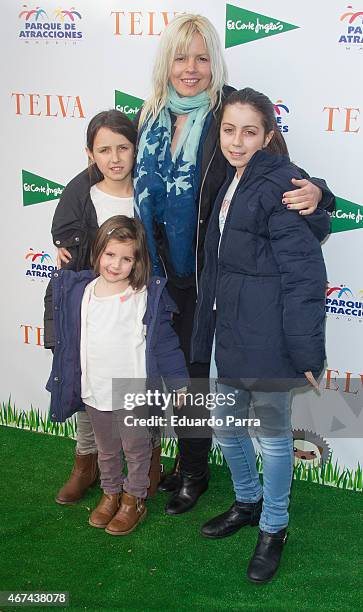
[134,14,335,516]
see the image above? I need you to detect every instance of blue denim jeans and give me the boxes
[213,384,294,533]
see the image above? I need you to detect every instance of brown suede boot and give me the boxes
[105,492,146,536]
[147,445,163,498]
[89,493,122,528]
[55,452,99,505]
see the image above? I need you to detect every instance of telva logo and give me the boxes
[12,93,85,118]
[110,10,180,36]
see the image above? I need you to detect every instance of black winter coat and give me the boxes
[191,150,329,390]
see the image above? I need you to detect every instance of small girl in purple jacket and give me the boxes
[47,215,188,536]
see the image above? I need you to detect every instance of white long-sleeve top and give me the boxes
[80,279,147,411]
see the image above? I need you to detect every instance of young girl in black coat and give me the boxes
[192,88,329,583]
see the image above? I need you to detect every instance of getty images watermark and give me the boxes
[110,376,363,439]
[115,387,261,429]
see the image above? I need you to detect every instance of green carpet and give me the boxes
[1,426,362,612]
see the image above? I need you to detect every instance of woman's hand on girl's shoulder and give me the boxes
[282,178,321,215]
[56,247,72,268]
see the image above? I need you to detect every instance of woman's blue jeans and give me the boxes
[213,384,294,534]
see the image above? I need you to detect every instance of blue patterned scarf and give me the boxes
[134,85,210,277]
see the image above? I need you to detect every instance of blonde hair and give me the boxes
[139,14,228,127]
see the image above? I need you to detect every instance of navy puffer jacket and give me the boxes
[191,150,329,389]
[46,272,189,422]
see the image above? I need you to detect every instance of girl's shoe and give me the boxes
[56,452,99,505]
[105,492,146,535]
[247,528,288,584]
[89,493,121,528]
[201,498,262,538]
[165,470,209,515]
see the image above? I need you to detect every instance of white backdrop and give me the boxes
[2,1,362,489]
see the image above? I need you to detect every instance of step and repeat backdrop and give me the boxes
[2,1,362,490]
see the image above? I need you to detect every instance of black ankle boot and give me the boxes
[247,528,288,584]
[201,498,262,539]
[165,471,209,515]
[157,454,181,493]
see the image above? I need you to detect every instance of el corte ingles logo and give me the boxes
[115,91,144,117]
[330,197,363,233]
[22,170,64,206]
[225,4,299,48]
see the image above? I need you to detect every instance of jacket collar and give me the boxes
[226,149,290,184]
[55,268,96,284]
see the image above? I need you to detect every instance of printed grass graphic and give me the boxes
[0,398,76,438]
[1,398,362,492]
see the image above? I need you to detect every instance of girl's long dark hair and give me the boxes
[86,109,137,180]
[220,88,288,155]
[86,109,137,151]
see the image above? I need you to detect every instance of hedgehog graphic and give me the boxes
[292,430,331,468]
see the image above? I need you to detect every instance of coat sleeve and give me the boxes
[51,172,94,272]
[52,177,84,239]
[292,164,335,213]
[266,196,327,374]
[153,289,190,390]
[44,279,55,350]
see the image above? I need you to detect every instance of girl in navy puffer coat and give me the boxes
[47,216,188,536]
[192,89,329,584]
